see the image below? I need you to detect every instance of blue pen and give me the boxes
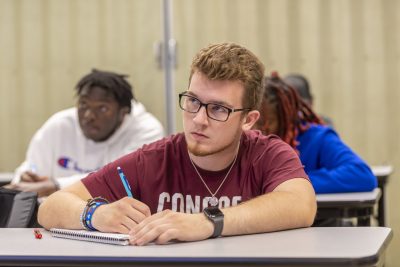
[117,166,133,198]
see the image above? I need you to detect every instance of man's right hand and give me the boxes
[4,171,57,197]
[20,171,48,182]
[91,197,151,234]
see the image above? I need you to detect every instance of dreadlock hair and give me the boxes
[257,71,324,150]
[75,69,135,113]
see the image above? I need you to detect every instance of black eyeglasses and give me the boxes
[178,92,251,122]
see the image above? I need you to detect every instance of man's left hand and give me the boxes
[129,209,214,245]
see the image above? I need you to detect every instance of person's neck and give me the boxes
[189,142,240,172]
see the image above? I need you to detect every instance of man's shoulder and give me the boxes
[243,130,284,147]
[29,107,78,143]
[140,133,185,153]
[45,107,77,123]
[129,101,160,124]
[39,107,77,131]
[121,133,186,165]
[242,130,293,159]
[125,101,164,133]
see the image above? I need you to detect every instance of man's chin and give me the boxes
[187,143,213,157]
[83,131,104,142]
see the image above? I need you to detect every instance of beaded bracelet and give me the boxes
[80,197,109,231]
[80,204,91,230]
[85,202,106,230]
[84,197,109,230]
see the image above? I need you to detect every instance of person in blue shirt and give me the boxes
[255,72,377,194]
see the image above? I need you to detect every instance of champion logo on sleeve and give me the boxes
[58,157,71,168]
[57,157,98,173]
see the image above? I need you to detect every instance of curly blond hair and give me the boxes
[189,43,265,110]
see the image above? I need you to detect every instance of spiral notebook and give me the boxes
[50,228,130,246]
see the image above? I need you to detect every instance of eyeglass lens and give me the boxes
[179,95,230,121]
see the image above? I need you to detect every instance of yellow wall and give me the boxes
[0,0,398,265]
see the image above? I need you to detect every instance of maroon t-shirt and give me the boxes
[82,130,308,214]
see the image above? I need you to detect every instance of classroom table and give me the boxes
[316,188,381,226]
[0,172,13,187]
[371,165,393,226]
[0,227,392,267]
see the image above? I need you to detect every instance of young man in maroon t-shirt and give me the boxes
[39,43,316,246]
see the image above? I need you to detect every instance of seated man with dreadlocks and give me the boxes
[255,71,377,194]
[7,69,164,197]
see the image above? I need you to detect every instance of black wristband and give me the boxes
[203,206,224,238]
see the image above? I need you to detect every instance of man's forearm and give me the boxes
[38,191,86,230]
[221,179,316,236]
[38,182,92,230]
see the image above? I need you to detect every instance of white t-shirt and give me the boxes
[13,101,165,188]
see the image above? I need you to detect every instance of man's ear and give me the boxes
[242,110,260,131]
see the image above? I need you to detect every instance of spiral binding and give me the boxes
[50,228,130,246]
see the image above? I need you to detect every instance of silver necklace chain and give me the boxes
[189,151,238,206]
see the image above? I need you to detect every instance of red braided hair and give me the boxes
[256,71,324,151]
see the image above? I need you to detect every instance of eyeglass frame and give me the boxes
[178,92,252,122]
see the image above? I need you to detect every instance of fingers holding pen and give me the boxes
[126,197,151,218]
[114,166,151,232]
[92,197,151,234]
[115,198,152,232]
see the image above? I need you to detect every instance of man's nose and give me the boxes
[83,109,96,120]
[192,106,209,125]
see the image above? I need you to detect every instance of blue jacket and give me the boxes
[297,125,377,194]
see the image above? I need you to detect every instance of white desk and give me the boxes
[371,165,394,226]
[371,165,393,177]
[0,227,392,267]
[316,188,381,226]
[317,188,381,204]
[0,172,13,186]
